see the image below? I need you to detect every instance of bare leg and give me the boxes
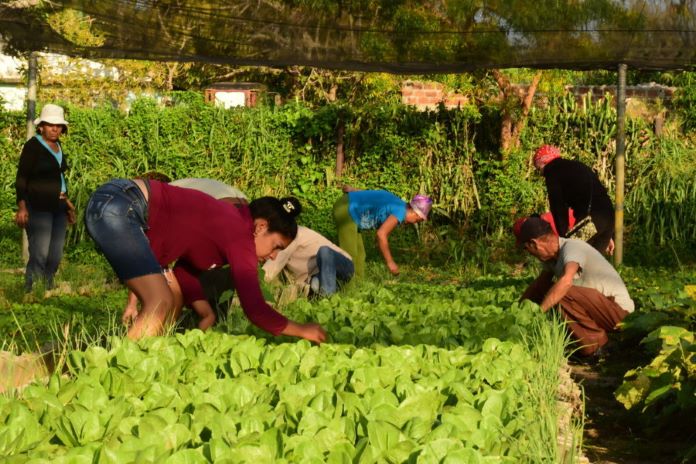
[124,273,174,339]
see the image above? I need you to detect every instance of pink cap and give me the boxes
[410,194,432,220]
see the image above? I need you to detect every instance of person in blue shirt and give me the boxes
[333,187,432,277]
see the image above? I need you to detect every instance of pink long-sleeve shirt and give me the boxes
[146,180,288,335]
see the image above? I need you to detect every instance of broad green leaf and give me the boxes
[417,438,464,464]
[55,404,102,446]
[481,390,506,418]
[366,420,402,453]
[326,441,355,464]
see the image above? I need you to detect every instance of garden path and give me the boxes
[572,354,687,464]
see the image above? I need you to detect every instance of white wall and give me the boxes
[0,86,26,111]
[0,51,120,111]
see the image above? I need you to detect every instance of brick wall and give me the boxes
[401,80,675,111]
[401,80,468,110]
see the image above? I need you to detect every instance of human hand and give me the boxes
[283,321,327,344]
[122,304,139,325]
[387,261,400,276]
[66,208,77,225]
[65,199,77,225]
[606,239,615,256]
[298,323,327,344]
[14,208,29,228]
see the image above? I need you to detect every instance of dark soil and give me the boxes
[571,347,692,464]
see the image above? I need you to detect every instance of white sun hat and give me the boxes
[33,104,69,128]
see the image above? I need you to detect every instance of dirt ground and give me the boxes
[572,352,691,464]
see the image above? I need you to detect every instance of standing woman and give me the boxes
[333,187,432,277]
[14,104,76,292]
[85,178,327,342]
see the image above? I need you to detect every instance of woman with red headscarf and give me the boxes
[533,145,615,255]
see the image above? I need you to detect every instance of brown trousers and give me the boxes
[528,283,629,356]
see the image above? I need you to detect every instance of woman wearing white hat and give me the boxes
[14,103,76,292]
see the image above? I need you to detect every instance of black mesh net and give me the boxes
[2,0,696,72]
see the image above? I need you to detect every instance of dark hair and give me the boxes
[249,196,301,239]
[139,171,172,183]
[518,217,553,243]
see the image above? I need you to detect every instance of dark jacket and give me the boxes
[15,136,69,212]
[543,158,613,237]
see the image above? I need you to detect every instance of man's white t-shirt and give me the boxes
[550,238,635,313]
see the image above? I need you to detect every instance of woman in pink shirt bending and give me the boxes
[85,178,326,343]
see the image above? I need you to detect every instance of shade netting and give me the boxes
[1,0,696,72]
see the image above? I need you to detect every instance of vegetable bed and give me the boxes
[0,280,573,463]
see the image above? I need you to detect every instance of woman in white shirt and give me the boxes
[262,226,354,296]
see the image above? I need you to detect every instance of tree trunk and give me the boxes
[509,71,542,146]
[166,63,177,91]
[492,70,542,155]
[327,83,338,102]
[335,119,345,177]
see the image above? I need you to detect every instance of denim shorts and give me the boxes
[85,179,162,281]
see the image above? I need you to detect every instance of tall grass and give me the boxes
[626,138,696,258]
[522,312,582,463]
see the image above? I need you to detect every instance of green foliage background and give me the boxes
[1,91,695,267]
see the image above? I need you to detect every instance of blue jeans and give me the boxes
[25,204,67,291]
[315,246,354,295]
[85,179,161,281]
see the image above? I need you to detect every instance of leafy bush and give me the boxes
[615,326,695,428]
[1,92,696,266]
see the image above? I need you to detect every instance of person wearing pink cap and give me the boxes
[534,145,615,255]
[333,187,432,277]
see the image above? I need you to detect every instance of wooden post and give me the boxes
[614,63,627,266]
[22,52,38,264]
[335,119,345,177]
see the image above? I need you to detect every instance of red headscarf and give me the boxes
[513,209,576,245]
[534,145,561,170]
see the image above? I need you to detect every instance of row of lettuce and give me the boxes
[0,279,575,462]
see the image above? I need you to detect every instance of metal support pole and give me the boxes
[26,52,38,140]
[614,63,627,266]
[22,52,38,264]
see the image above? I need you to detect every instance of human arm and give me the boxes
[539,262,579,312]
[65,197,76,225]
[229,244,327,343]
[190,300,216,331]
[171,265,214,329]
[123,291,140,324]
[520,270,555,303]
[545,176,570,236]
[14,200,29,228]
[14,142,38,228]
[376,215,400,275]
[606,238,615,255]
[281,321,326,343]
